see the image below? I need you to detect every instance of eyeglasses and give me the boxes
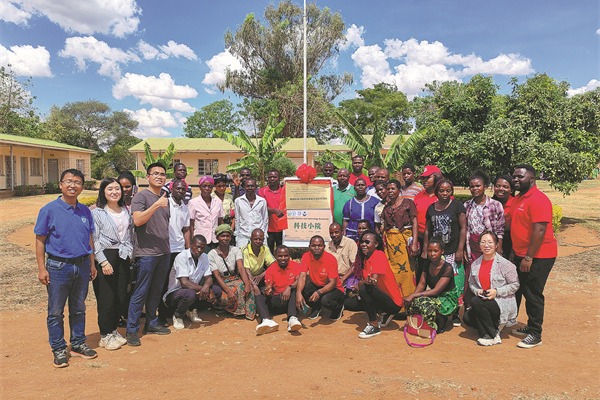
[360,239,372,244]
[61,180,83,186]
[149,172,167,178]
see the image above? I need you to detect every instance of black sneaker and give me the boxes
[512,325,530,337]
[126,332,141,346]
[143,324,171,335]
[330,305,344,321]
[517,334,542,348]
[308,308,322,320]
[358,324,381,339]
[53,348,70,368]
[452,314,462,327]
[71,344,98,359]
[380,313,395,327]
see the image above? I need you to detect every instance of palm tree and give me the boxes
[214,115,290,186]
[336,111,426,172]
[132,141,177,179]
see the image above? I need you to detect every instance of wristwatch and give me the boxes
[524,256,533,262]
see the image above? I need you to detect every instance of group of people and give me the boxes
[35,157,557,368]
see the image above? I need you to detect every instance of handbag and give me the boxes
[403,314,436,347]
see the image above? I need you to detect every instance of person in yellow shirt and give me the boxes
[242,229,275,296]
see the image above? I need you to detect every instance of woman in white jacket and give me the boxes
[465,231,519,346]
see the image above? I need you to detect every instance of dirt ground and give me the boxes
[1,189,599,400]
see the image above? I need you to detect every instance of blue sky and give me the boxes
[1,0,598,138]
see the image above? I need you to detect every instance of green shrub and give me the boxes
[44,182,61,194]
[14,185,44,196]
[453,194,471,203]
[552,205,562,233]
[78,196,98,206]
[84,180,97,190]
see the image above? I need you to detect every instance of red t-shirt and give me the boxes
[503,195,515,229]
[301,251,344,293]
[348,173,372,187]
[510,185,557,258]
[413,191,437,236]
[362,250,404,306]
[264,260,303,295]
[258,186,284,233]
[479,258,493,291]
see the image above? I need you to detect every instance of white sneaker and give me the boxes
[186,309,203,323]
[112,330,127,346]
[287,316,302,332]
[476,336,494,346]
[491,334,502,345]
[256,319,279,335]
[173,315,185,330]
[99,334,121,351]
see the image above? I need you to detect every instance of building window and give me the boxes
[30,158,42,176]
[76,159,85,174]
[197,159,218,176]
[0,155,3,175]
[173,159,180,167]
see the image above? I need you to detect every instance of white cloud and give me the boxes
[596,28,600,35]
[59,36,140,80]
[2,0,140,37]
[339,24,365,51]
[124,108,180,138]
[113,72,198,112]
[202,49,243,88]
[567,79,600,97]
[0,44,52,77]
[137,40,164,60]
[352,37,534,99]
[159,40,198,61]
[0,0,30,25]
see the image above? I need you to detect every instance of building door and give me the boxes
[48,159,59,183]
[5,157,12,189]
[20,157,28,185]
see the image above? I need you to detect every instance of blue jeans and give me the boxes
[127,255,170,334]
[46,257,91,351]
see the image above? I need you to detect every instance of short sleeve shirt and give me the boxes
[264,260,303,295]
[258,186,284,233]
[413,191,438,236]
[333,185,356,226]
[510,185,557,258]
[242,244,275,276]
[426,199,466,254]
[362,250,403,306]
[188,195,223,244]
[131,189,170,257]
[163,249,211,300]
[208,246,243,276]
[424,260,456,294]
[326,235,358,275]
[34,197,94,258]
[168,197,190,252]
[301,251,343,293]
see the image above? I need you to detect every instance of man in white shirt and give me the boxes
[234,179,268,249]
[163,235,213,329]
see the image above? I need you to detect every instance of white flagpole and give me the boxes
[303,0,307,164]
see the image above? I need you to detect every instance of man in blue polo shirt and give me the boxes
[35,169,98,368]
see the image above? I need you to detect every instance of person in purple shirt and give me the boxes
[35,169,98,368]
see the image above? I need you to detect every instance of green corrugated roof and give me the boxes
[0,134,96,153]
[129,137,322,152]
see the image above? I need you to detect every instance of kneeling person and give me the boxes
[163,235,214,330]
[255,246,303,334]
[297,236,345,321]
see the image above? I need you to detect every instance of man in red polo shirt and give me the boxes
[255,246,303,334]
[258,169,284,253]
[510,164,557,349]
[348,155,372,186]
[296,236,345,321]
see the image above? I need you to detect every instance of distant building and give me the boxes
[0,134,95,190]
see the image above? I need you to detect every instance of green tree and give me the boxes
[184,99,242,138]
[221,1,352,139]
[132,141,177,179]
[338,83,411,135]
[214,115,290,185]
[0,66,42,137]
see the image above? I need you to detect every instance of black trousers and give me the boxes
[165,288,209,317]
[515,256,554,338]
[359,283,401,322]
[267,231,283,254]
[464,296,501,338]
[343,290,364,312]
[302,279,344,311]
[93,249,131,335]
[255,289,298,319]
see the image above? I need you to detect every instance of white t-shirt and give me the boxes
[163,249,211,301]
[208,246,243,276]
[169,197,190,252]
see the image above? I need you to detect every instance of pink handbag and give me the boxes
[404,314,436,347]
